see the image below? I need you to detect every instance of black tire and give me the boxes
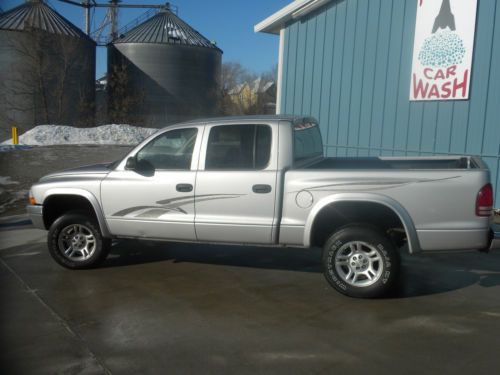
[322,225,400,298]
[48,212,111,269]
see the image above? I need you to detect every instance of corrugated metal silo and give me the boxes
[0,0,96,137]
[107,6,222,127]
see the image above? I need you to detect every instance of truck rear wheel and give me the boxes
[48,213,111,269]
[322,225,399,298]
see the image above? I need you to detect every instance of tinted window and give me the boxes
[205,125,271,170]
[136,128,197,170]
[294,122,323,163]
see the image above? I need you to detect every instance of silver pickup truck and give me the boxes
[27,115,497,298]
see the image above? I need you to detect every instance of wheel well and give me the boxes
[310,201,407,248]
[43,195,98,229]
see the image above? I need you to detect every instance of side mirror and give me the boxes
[125,156,137,170]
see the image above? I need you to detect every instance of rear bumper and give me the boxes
[27,205,45,230]
[417,229,490,251]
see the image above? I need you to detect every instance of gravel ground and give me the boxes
[0,145,133,216]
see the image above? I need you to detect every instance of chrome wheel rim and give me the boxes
[334,241,383,287]
[58,224,96,261]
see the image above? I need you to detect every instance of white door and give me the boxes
[194,123,278,244]
[101,126,201,240]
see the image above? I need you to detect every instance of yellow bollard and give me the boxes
[12,126,18,145]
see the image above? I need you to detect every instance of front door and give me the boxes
[101,126,202,240]
[194,123,278,244]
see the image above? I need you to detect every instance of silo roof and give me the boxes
[0,0,94,42]
[113,8,222,52]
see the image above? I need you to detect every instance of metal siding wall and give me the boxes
[280,0,500,206]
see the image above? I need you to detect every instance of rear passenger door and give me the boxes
[194,123,278,244]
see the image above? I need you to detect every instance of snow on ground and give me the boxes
[2,124,158,146]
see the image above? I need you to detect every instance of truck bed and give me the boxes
[282,154,490,252]
[306,156,476,170]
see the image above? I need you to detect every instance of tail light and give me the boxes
[476,183,493,217]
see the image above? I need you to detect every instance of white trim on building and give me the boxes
[254,0,331,34]
[276,28,285,114]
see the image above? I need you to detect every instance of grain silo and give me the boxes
[0,0,96,138]
[107,5,222,127]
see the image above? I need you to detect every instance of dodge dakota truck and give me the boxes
[27,115,496,298]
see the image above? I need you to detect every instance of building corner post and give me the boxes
[276,28,285,114]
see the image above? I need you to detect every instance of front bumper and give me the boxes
[27,204,45,230]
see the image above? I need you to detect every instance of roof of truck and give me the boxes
[176,114,318,127]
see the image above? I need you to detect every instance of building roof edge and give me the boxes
[254,0,331,35]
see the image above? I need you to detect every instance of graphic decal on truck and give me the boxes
[291,176,460,194]
[112,194,244,218]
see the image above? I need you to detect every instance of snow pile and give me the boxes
[2,124,158,146]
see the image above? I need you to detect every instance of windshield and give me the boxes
[293,122,323,164]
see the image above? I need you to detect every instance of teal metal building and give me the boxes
[256,0,500,206]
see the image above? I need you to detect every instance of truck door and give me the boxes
[101,126,202,240]
[194,123,278,244]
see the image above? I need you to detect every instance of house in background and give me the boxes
[256,0,500,206]
[228,78,276,114]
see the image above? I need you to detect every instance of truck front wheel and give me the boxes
[48,213,111,269]
[322,225,400,298]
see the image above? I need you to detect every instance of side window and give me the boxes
[136,128,197,170]
[205,125,271,170]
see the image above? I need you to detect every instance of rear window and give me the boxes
[293,122,323,163]
[205,124,271,170]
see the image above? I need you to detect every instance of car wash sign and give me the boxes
[410,0,477,101]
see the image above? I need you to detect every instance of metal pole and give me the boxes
[84,1,90,35]
[12,127,18,145]
[110,0,118,40]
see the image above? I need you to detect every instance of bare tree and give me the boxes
[0,30,95,130]
[216,62,277,116]
[261,64,278,83]
[217,62,245,115]
[107,63,145,125]
[251,64,277,115]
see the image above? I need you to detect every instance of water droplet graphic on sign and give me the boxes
[418,31,466,67]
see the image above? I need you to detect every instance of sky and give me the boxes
[2,0,290,79]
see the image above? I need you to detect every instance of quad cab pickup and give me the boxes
[27,115,497,298]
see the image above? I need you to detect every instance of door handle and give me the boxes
[176,183,193,192]
[252,184,272,194]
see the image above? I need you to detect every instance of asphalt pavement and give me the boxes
[1,229,500,374]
